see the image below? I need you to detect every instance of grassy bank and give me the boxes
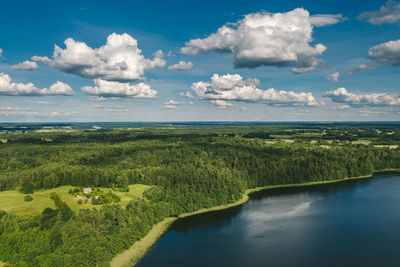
[111,168,400,267]
[110,217,177,267]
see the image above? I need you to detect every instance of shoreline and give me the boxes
[110,168,400,267]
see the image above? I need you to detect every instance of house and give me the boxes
[76,195,85,201]
[83,188,92,194]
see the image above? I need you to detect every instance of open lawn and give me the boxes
[0,184,151,216]
[351,139,372,145]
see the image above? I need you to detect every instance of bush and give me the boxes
[20,180,34,194]
[24,195,33,202]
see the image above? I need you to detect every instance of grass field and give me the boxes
[351,139,372,145]
[0,184,151,216]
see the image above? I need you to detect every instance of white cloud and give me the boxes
[348,64,376,74]
[358,1,400,25]
[180,91,194,98]
[0,48,3,58]
[0,73,74,96]
[36,101,55,105]
[82,79,157,98]
[324,87,400,106]
[31,56,52,63]
[51,33,165,82]
[168,61,193,70]
[49,81,74,95]
[210,100,233,108]
[165,100,185,105]
[181,8,342,73]
[163,99,193,109]
[338,104,350,110]
[11,60,38,71]
[93,104,105,108]
[309,14,345,27]
[327,72,340,83]
[0,106,26,111]
[368,39,400,66]
[164,104,177,109]
[191,74,319,106]
[89,96,123,101]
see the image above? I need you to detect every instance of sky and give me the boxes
[0,0,399,122]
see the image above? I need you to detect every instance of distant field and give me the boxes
[351,139,372,145]
[0,184,151,216]
[374,145,399,149]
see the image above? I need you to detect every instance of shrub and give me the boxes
[24,195,33,202]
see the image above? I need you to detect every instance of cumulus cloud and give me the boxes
[31,56,52,63]
[181,8,342,73]
[180,91,194,98]
[368,39,400,66]
[11,60,38,71]
[348,64,376,74]
[191,74,319,106]
[82,79,157,98]
[324,87,400,106]
[0,73,74,96]
[48,81,74,95]
[358,1,400,25]
[210,100,233,108]
[168,61,193,70]
[327,72,340,83]
[51,33,165,82]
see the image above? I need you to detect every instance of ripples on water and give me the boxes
[138,174,400,267]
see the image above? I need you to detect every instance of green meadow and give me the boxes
[0,184,151,216]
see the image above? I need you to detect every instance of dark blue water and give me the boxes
[138,174,400,267]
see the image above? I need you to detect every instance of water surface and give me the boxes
[138,174,400,267]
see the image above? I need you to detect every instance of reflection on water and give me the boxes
[138,174,400,267]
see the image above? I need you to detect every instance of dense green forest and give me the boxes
[0,123,400,266]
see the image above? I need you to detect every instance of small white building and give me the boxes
[83,188,92,194]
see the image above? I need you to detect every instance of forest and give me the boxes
[0,123,400,266]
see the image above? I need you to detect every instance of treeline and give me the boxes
[0,130,399,266]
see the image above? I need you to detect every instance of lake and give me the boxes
[137,173,400,267]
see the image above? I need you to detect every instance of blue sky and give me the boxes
[0,0,399,122]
